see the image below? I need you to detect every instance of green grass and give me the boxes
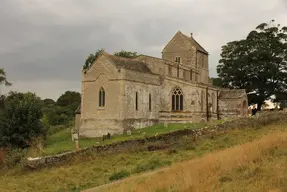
[42,119,225,156]
[0,121,285,192]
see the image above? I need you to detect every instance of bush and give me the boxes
[109,170,130,181]
[0,148,27,169]
[0,92,46,148]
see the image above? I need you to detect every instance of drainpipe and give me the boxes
[216,90,219,120]
[206,87,209,121]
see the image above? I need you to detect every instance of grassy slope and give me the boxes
[0,122,285,192]
[43,120,224,156]
[95,129,287,192]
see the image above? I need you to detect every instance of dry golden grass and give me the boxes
[92,131,287,192]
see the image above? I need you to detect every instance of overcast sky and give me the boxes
[0,0,286,100]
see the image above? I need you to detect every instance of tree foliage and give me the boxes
[210,77,223,87]
[0,92,45,148]
[56,91,81,113]
[83,48,105,70]
[84,49,139,70]
[114,50,138,58]
[0,68,11,87]
[217,20,287,110]
[41,91,81,127]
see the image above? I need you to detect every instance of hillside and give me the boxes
[87,130,287,192]
[0,112,286,192]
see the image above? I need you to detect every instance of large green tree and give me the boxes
[217,20,287,110]
[0,92,45,148]
[57,91,81,112]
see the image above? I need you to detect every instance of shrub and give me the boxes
[0,148,27,169]
[109,170,130,181]
[0,92,46,148]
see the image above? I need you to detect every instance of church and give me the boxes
[75,31,248,138]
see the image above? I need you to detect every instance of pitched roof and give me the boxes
[106,54,152,74]
[180,31,209,54]
[162,31,208,55]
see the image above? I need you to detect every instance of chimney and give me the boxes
[190,33,193,37]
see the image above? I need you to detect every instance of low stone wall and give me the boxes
[26,112,287,169]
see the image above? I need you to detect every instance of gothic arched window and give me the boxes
[172,87,183,111]
[99,87,105,107]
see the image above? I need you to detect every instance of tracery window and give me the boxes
[172,87,183,111]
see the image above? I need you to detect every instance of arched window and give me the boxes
[99,87,105,107]
[172,87,183,111]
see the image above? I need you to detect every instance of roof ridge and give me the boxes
[180,31,209,54]
[106,53,138,60]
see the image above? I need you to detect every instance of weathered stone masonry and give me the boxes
[76,30,248,138]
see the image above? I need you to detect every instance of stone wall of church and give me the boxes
[80,55,126,138]
[136,55,201,84]
[122,69,161,132]
[79,76,125,137]
[158,77,219,123]
[218,98,248,119]
[207,89,219,120]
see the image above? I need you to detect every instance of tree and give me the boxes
[83,48,105,70]
[57,91,81,112]
[114,50,138,58]
[0,68,12,108]
[210,77,223,87]
[0,68,11,87]
[0,92,45,148]
[217,20,287,110]
[273,92,287,108]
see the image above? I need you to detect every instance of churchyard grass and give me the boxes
[42,119,225,156]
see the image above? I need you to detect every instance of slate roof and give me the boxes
[107,54,152,74]
[218,89,247,99]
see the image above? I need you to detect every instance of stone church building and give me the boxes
[75,31,248,138]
